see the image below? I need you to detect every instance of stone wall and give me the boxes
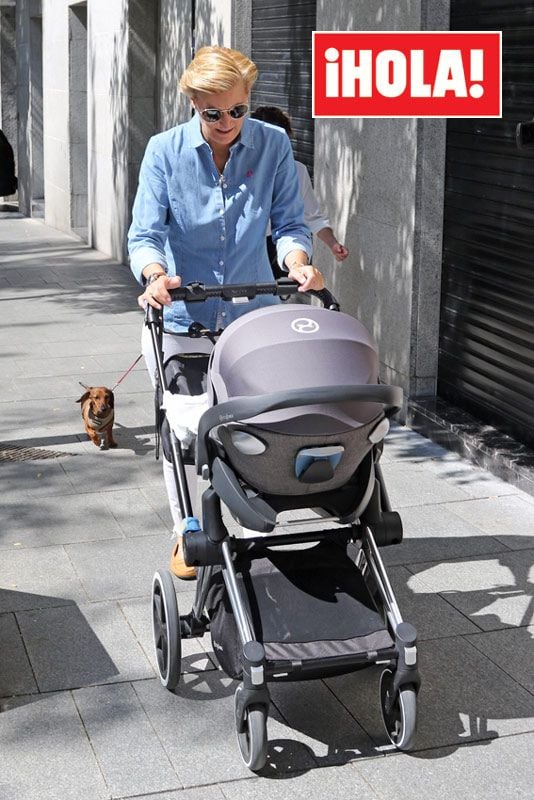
[314,0,449,405]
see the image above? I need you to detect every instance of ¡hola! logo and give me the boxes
[313,31,502,118]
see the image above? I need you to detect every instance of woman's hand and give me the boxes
[287,263,325,292]
[137,274,182,310]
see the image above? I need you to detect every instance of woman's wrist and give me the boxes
[285,252,310,271]
[146,271,166,286]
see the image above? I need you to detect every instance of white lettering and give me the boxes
[326,47,477,101]
[375,50,407,97]
[433,50,468,97]
[410,50,432,97]
[469,49,484,98]
[325,48,339,97]
[342,49,373,97]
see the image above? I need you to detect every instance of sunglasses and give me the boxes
[197,103,249,123]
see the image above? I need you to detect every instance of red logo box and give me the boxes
[313,31,502,118]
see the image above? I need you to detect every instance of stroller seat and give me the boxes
[199,304,394,528]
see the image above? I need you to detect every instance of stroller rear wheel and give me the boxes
[379,668,417,751]
[234,685,268,771]
[152,570,181,691]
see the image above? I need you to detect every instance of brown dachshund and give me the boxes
[76,386,117,449]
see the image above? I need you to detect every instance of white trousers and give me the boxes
[141,325,213,529]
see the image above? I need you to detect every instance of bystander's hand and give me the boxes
[331,241,349,262]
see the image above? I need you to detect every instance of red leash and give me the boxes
[78,353,143,392]
[110,354,144,391]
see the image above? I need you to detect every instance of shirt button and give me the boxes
[222,183,228,189]
[219,260,224,266]
[222,312,226,317]
[220,235,225,241]
[219,209,224,215]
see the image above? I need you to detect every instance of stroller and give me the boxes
[148,279,420,771]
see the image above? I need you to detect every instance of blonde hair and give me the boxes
[179,46,258,98]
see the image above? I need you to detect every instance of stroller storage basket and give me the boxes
[206,538,394,681]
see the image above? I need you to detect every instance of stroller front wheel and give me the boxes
[379,668,417,751]
[152,569,181,691]
[234,685,268,771]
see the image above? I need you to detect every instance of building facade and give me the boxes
[4,0,534,460]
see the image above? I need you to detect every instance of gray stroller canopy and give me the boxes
[208,304,382,433]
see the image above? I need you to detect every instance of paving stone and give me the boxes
[4,375,80,403]
[73,369,150,395]
[387,566,480,639]
[15,354,103,379]
[139,484,175,530]
[65,534,177,601]
[132,788,226,800]
[119,592,216,674]
[381,425,449,463]
[269,679,377,766]
[17,601,154,692]
[100,488,171,538]
[444,495,534,550]
[220,762,381,799]
[379,461,472,507]
[134,675,253,787]
[381,503,505,568]
[134,675,319,786]
[467,626,534,694]
[73,682,181,798]
[0,691,109,799]
[0,458,77,501]
[59,444,164,493]
[0,613,38,697]
[355,731,534,800]
[2,492,126,549]
[425,453,523,499]
[43,337,143,358]
[407,549,534,630]
[327,637,534,750]
[0,546,89,612]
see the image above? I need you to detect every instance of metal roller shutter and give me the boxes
[250,0,316,173]
[438,1,534,446]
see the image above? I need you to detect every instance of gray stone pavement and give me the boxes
[1,216,534,800]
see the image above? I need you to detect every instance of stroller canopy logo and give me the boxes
[313,31,502,118]
[291,318,321,334]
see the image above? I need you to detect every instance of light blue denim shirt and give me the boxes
[128,114,312,333]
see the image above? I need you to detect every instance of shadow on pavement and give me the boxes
[0,590,119,705]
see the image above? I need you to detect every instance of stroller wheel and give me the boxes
[379,668,417,751]
[234,685,268,771]
[152,570,181,692]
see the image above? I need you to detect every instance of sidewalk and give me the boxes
[1,217,534,800]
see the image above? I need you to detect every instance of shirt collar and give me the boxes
[184,113,255,151]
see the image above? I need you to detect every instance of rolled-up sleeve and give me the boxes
[128,136,170,284]
[269,137,312,268]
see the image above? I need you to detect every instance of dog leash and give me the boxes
[110,354,143,391]
[78,353,143,393]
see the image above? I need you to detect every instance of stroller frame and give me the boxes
[149,280,421,771]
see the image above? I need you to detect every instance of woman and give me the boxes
[128,46,324,578]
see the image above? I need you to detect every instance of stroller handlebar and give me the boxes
[168,279,340,311]
[196,383,403,473]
